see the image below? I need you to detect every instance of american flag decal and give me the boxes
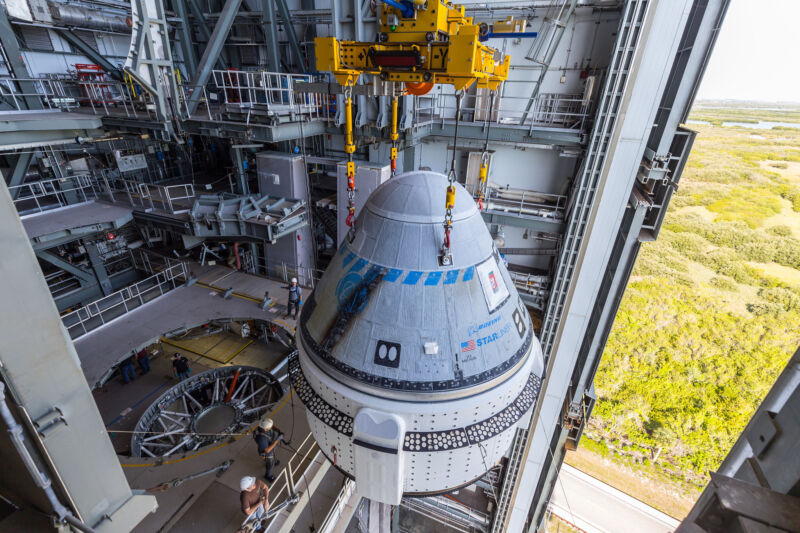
[461,340,476,352]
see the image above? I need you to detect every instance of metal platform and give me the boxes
[0,109,105,149]
[73,264,301,388]
[21,200,134,248]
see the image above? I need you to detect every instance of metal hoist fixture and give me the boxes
[477,90,495,211]
[344,84,357,237]
[441,90,463,266]
[315,0,510,92]
[390,95,399,175]
[314,0,511,253]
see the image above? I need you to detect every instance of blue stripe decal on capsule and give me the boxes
[462,266,475,282]
[403,271,423,285]
[349,258,368,273]
[342,251,356,267]
[384,268,403,282]
[443,270,460,285]
[365,264,385,279]
[424,272,442,286]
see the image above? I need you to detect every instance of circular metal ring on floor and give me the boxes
[131,366,283,458]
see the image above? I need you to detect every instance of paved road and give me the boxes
[549,464,680,533]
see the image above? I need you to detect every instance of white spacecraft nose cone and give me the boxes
[290,171,544,502]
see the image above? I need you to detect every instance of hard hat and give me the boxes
[259,418,274,430]
[291,277,297,283]
[240,476,256,491]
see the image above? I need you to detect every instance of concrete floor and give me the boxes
[73,261,299,387]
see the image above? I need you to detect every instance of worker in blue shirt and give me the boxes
[253,418,283,483]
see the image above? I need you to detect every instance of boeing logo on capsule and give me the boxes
[463,323,513,349]
[467,315,502,337]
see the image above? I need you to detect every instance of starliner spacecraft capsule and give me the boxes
[290,171,544,504]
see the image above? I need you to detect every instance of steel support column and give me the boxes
[186,0,230,69]
[54,29,123,81]
[173,0,199,80]
[6,151,34,200]
[36,250,97,286]
[231,146,249,195]
[0,6,42,109]
[260,0,281,72]
[0,178,157,529]
[84,241,112,295]
[275,0,306,71]
[187,0,244,116]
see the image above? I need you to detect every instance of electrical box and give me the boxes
[116,153,147,172]
[256,152,316,285]
[336,161,391,246]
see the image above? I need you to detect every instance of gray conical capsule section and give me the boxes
[290,171,543,504]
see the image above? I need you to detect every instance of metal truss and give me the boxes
[131,366,283,457]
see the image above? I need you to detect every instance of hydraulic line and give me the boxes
[390,95,399,175]
[344,85,357,236]
[0,382,96,533]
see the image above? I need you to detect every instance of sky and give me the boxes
[696,0,800,102]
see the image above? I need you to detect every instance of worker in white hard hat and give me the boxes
[239,475,269,527]
[253,417,284,483]
[283,277,302,320]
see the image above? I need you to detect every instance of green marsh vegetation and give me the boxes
[566,103,800,517]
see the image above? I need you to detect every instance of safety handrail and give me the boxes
[252,431,319,531]
[209,70,329,120]
[0,76,156,120]
[61,259,188,339]
[10,174,95,214]
[317,479,357,533]
[427,86,589,130]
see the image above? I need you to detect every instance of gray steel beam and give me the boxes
[6,152,34,200]
[481,210,565,234]
[54,29,123,81]
[261,0,280,72]
[187,0,244,116]
[84,241,112,295]
[36,250,97,286]
[0,178,157,529]
[186,0,230,69]
[231,146,249,195]
[0,6,42,109]
[275,0,306,71]
[528,198,647,528]
[173,0,199,80]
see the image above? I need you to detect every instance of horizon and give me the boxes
[696,0,799,103]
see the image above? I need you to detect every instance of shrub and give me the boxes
[759,287,800,311]
[768,225,793,237]
[706,187,783,228]
[709,276,737,291]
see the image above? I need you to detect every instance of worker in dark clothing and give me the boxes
[254,418,283,483]
[120,355,136,384]
[239,475,269,529]
[283,277,301,320]
[136,348,150,374]
[172,353,191,380]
